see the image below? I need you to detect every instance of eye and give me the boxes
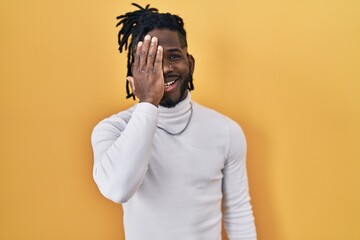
[169,55,181,61]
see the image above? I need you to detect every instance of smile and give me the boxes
[164,80,177,88]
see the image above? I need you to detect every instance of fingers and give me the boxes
[147,37,158,68]
[139,35,151,70]
[154,45,163,71]
[133,41,142,70]
[129,35,164,106]
[134,35,160,73]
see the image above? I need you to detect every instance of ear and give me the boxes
[187,54,195,75]
[127,76,135,92]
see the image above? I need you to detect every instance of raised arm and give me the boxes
[92,103,158,203]
[91,35,164,203]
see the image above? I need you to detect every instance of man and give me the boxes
[91,3,257,240]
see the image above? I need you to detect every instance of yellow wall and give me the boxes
[1,0,359,239]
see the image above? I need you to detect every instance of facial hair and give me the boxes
[159,73,192,108]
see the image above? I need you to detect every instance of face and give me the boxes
[146,29,194,108]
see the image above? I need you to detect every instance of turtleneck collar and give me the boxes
[157,92,192,133]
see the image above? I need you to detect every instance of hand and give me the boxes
[130,35,164,107]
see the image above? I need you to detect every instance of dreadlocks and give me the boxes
[116,3,194,99]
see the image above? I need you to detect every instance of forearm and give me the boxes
[91,103,158,203]
[223,119,257,239]
[223,189,256,240]
[222,157,257,240]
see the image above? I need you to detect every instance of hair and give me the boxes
[116,3,194,99]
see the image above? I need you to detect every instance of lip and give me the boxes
[164,78,179,92]
[164,76,180,83]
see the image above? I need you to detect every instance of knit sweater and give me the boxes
[91,94,257,240]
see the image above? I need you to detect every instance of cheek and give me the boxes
[176,62,191,75]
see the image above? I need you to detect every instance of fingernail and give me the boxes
[144,35,151,41]
[151,37,157,43]
[137,41,143,47]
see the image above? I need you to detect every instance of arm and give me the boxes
[91,35,164,203]
[91,103,158,203]
[222,120,257,240]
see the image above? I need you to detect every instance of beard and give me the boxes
[159,73,192,108]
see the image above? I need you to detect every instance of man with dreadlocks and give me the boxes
[91,3,257,240]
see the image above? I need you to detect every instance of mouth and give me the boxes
[164,79,177,88]
[164,75,180,89]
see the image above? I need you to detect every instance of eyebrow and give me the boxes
[165,48,183,53]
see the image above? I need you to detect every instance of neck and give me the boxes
[156,92,192,134]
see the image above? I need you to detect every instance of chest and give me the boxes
[148,129,227,186]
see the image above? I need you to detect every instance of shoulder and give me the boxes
[96,105,135,127]
[92,102,159,136]
[192,101,246,152]
[192,101,244,133]
[91,105,136,139]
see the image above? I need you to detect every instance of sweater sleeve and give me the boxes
[222,119,257,240]
[91,103,159,204]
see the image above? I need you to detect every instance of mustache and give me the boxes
[164,74,180,78]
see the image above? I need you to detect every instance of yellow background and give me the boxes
[1,0,359,239]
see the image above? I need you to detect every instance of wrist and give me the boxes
[139,98,160,107]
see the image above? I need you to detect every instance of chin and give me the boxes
[160,96,182,108]
[160,76,191,108]
[160,88,188,108]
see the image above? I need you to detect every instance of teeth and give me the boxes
[164,80,176,87]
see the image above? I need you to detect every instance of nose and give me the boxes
[162,59,172,74]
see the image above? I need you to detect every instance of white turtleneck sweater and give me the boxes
[91,94,257,240]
